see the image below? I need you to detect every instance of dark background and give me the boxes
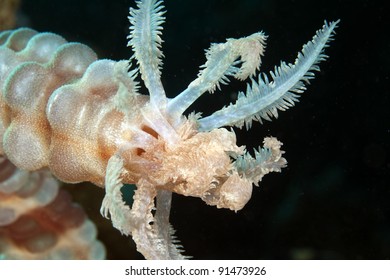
[15,0,389,259]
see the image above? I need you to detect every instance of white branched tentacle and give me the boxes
[101,154,133,235]
[154,190,188,259]
[112,61,140,113]
[234,137,287,186]
[129,179,188,259]
[0,0,339,261]
[198,20,339,131]
[168,32,267,118]
[128,0,166,108]
[101,156,187,259]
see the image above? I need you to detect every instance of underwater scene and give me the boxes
[0,0,388,260]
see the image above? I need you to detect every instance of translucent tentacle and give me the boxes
[234,137,287,186]
[128,0,166,108]
[198,20,339,131]
[168,32,266,118]
[101,155,188,259]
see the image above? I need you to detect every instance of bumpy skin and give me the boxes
[0,28,112,259]
[0,28,257,205]
[0,26,287,259]
[0,28,143,186]
[0,0,336,258]
[0,157,105,259]
[0,29,139,259]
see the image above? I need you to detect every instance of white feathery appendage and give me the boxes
[101,158,188,259]
[154,190,189,259]
[199,32,267,91]
[128,0,166,106]
[167,32,267,118]
[112,61,140,113]
[198,20,339,131]
[234,137,287,186]
[129,179,187,259]
[100,154,133,235]
[0,0,339,261]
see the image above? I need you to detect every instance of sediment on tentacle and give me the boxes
[168,32,267,118]
[101,155,188,259]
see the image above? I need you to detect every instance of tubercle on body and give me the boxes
[0,27,269,212]
[0,156,106,259]
[0,0,338,259]
[0,30,144,182]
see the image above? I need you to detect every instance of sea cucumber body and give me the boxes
[0,156,106,259]
[0,28,145,186]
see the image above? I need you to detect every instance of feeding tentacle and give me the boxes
[198,20,339,131]
[128,0,166,108]
[168,32,267,118]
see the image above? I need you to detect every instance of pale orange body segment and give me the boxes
[0,0,338,259]
[0,28,259,258]
[0,157,105,259]
[0,28,149,186]
[0,28,252,207]
[0,30,108,258]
